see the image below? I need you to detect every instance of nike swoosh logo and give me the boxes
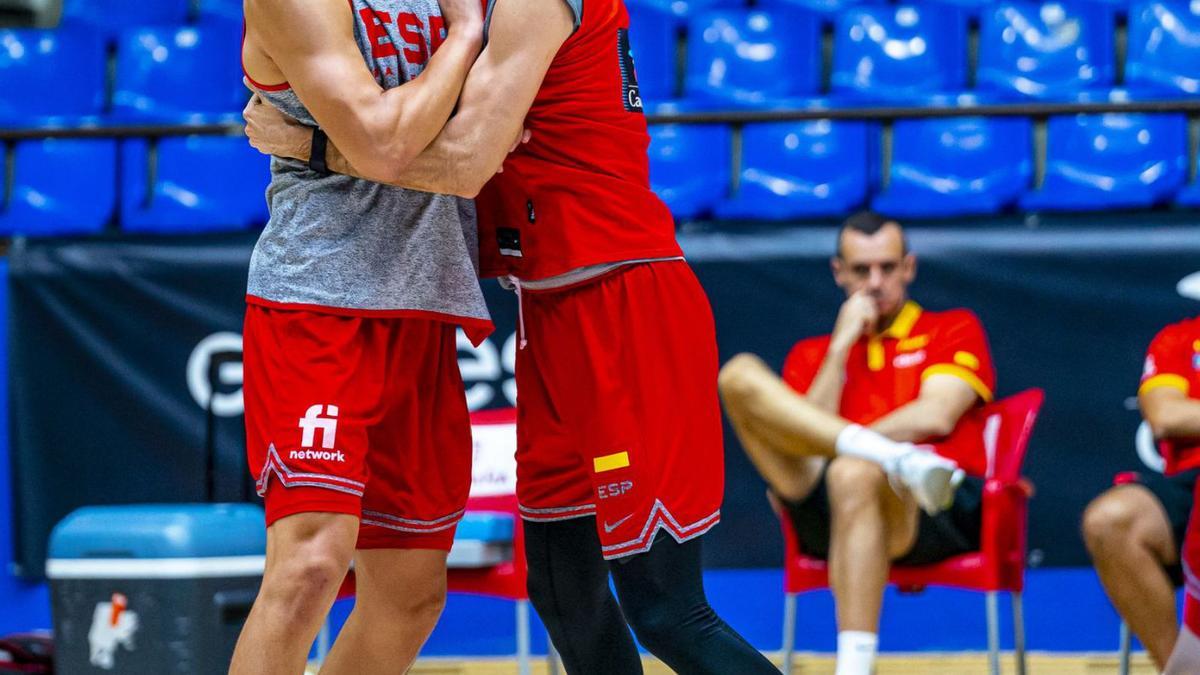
[604,514,634,534]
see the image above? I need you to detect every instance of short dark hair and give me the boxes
[836,210,907,258]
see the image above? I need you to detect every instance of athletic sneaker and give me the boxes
[890,446,965,515]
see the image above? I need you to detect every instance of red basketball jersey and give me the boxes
[475,0,681,281]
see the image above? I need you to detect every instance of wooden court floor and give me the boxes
[311,652,1159,674]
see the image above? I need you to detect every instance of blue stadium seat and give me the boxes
[112,26,244,124]
[0,27,106,127]
[647,116,731,219]
[831,5,967,102]
[121,136,270,233]
[1179,152,1200,207]
[918,0,991,19]
[1021,113,1188,211]
[1180,185,1200,207]
[625,0,740,23]
[716,121,870,219]
[685,8,821,106]
[1084,0,1130,16]
[61,0,190,43]
[197,0,243,23]
[1181,183,1200,207]
[872,117,1032,217]
[629,6,677,103]
[0,139,115,236]
[1127,1,1200,96]
[757,0,882,15]
[977,2,1115,100]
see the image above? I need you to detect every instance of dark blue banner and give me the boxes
[8,223,1200,576]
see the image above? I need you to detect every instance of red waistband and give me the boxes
[245,295,494,346]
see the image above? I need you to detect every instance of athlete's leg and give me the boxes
[719,352,960,514]
[513,292,643,675]
[230,512,358,675]
[235,307,370,675]
[824,457,920,675]
[318,319,471,674]
[1082,484,1180,669]
[517,263,773,673]
[724,375,826,503]
[719,353,847,456]
[319,549,449,674]
[610,534,779,675]
[524,518,643,675]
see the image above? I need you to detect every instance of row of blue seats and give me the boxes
[60,0,239,42]
[632,1,1200,103]
[0,137,268,236]
[2,113,1196,237]
[651,113,1200,219]
[0,24,242,126]
[642,0,1137,20]
[54,0,1140,31]
[4,0,1195,128]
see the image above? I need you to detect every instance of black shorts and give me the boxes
[1124,468,1200,587]
[779,463,985,567]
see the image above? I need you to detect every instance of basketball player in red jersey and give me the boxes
[243,1,784,670]
[233,0,490,673]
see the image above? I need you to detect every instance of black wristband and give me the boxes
[309,127,330,175]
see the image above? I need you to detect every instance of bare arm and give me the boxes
[243,0,481,184]
[805,345,851,413]
[244,0,572,196]
[870,374,979,443]
[805,292,878,412]
[1141,386,1200,440]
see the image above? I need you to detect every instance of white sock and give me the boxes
[834,424,911,469]
[835,630,878,675]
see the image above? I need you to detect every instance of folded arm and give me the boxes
[244,0,573,196]
[1141,386,1200,440]
[870,374,979,443]
[243,0,482,184]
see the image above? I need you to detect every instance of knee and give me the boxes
[369,581,447,630]
[260,549,351,620]
[622,599,682,651]
[1081,491,1140,555]
[825,457,886,513]
[718,353,769,404]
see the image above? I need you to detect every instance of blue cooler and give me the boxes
[47,504,265,674]
[447,512,515,568]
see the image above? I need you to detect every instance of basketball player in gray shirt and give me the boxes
[231,0,497,673]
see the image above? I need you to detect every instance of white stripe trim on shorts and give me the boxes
[1185,557,1200,600]
[601,501,721,559]
[519,503,596,522]
[361,517,461,534]
[256,444,365,498]
[361,508,466,532]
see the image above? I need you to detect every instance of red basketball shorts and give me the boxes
[514,260,725,559]
[243,305,472,550]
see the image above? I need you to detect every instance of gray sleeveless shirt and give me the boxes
[246,0,491,339]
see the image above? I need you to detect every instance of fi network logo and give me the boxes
[299,404,339,449]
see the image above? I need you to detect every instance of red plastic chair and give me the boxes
[778,388,1044,675]
[317,408,558,675]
